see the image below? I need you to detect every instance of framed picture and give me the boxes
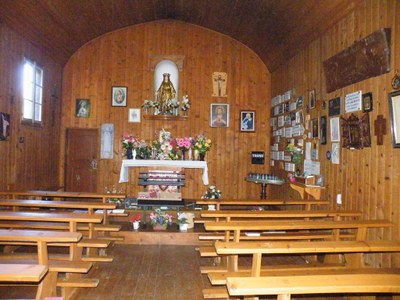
[240,110,255,132]
[128,108,141,123]
[0,112,10,141]
[309,89,316,109]
[76,99,90,118]
[328,97,341,116]
[362,92,373,112]
[320,116,327,144]
[112,86,127,107]
[210,103,229,128]
[296,96,304,109]
[388,90,400,147]
[330,117,341,142]
[311,118,319,138]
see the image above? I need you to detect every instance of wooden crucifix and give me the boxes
[374,114,387,145]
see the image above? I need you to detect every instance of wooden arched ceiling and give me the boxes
[0,0,361,71]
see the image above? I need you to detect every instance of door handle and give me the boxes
[90,159,98,170]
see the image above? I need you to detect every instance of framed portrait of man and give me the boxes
[112,86,127,107]
[240,111,255,132]
[210,103,229,128]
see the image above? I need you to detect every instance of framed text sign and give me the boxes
[388,91,400,147]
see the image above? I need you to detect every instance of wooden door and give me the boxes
[65,129,98,192]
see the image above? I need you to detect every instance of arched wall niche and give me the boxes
[154,59,179,98]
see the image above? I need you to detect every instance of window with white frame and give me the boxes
[23,58,43,124]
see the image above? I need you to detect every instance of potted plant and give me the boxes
[130,215,141,230]
[177,216,189,231]
[149,208,172,230]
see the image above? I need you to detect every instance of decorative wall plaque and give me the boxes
[340,113,371,149]
[323,28,391,93]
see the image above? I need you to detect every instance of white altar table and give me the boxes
[119,160,209,185]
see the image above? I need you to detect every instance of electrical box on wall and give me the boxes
[251,151,265,164]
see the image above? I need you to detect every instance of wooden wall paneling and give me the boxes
[271,0,400,268]
[0,24,62,191]
[61,21,271,200]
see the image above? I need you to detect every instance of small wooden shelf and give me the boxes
[143,115,188,121]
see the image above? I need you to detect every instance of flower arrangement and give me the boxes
[201,185,222,199]
[135,140,151,159]
[122,134,139,150]
[142,99,154,109]
[123,130,212,161]
[105,185,123,206]
[193,133,212,154]
[181,95,190,112]
[130,215,141,223]
[176,217,188,225]
[149,208,173,227]
[176,137,191,150]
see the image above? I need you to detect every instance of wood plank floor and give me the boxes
[0,244,351,300]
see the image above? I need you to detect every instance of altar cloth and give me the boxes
[119,159,209,185]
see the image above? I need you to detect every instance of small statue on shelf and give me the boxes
[156,73,176,115]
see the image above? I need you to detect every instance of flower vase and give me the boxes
[132,221,140,230]
[153,223,167,231]
[194,149,200,161]
[179,224,188,231]
[199,152,206,161]
[188,148,192,160]
[126,148,133,159]
[181,149,186,160]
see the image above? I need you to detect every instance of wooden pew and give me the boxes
[0,199,122,236]
[0,191,127,224]
[0,211,107,261]
[0,229,90,299]
[204,219,393,242]
[196,198,329,212]
[201,219,393,273]
[0,190,126,203]
[226,273,400,299]
[198,210,361,256]
[200,209,361,222]
[204,241,400,299]
[210,240,400,284]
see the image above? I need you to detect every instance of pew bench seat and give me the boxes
[0,263,48,282]
[207,263,348,285]
[0,221,121,232]
[200,262,345,275]
[0,238,110,249]
[0,252,115,263]
[226,272,400,298]
[0,259,93,274]
[198,231,356,241]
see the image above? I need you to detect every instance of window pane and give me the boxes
[34,103,42,122]
[35,68,43,87]
[23,99,33,120]
[23,63,34,100]
[35,86,42,104]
